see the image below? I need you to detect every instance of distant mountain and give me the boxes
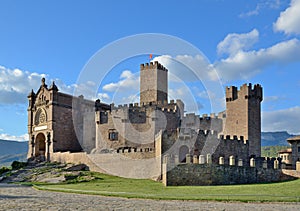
[261,131,294,146]
[0,153,27,167]
[0,139,28,167]
[0,139,28,155]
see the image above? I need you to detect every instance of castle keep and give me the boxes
[27,61,293,185]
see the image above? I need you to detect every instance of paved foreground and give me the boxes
[0,184,299,211]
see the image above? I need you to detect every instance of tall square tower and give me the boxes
[224,83,263,157]
[140,61,168,105]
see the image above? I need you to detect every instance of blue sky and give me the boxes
[1,0,300,141]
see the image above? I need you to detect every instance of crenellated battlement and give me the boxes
[225,86,238,101]
[198,129,218,136]
[183,112,225,122]
[116,147,154,153]
[226,83,263,102]
[180,112,224,135]
[219,134,248,144]
[110,99,182,114]
[183,130,248,145]
[199,112,226,120]
[96,99,182,126]
[163,154,282,171]
[140,61,168,71]
[177,129,247,144]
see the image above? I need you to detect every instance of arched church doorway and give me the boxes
[179,145,189,163]
[35,133,46,161]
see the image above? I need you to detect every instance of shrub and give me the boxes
[64,173,80,181]
[11,161,27,170]
[0,166,10,175]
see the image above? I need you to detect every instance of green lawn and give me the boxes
[34,172,300,202]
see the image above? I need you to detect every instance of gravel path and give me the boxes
[0,184,299,211]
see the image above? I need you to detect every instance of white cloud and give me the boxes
[262,106,300,134]
[151,35,300,83]
[0,65,111,104]
[264,96,281,103]
[97,93,110,101]
[0,133,29,141]
[109,92,139,106]
[239,0,281,18]
[274,0,300,35]
[197,90,209,99]
[217,29,259,56]
[150,55,225,112]
[152,35,300,83]
[263,96,287,110]
[103,70,139,92]
[169,86,201,113]
[120,94,140,104]
[239,6,259,18]
[153,54,218,81]
[215,38,300,81]
[100,70,140,105]
[0,66,46,104]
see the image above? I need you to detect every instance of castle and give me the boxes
[27,61,296,185]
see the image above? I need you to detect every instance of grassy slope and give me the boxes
[34,172,300,202]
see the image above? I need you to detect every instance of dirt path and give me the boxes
[0,184,299,211]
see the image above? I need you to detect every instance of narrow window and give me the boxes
[108,131,118,141]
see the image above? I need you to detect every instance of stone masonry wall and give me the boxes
[140,62,168,105]
[163,132,249,166]
[224,84,262,157]
[52,101,81,152]
[52,93,95,153]
[163,163,295,186]
[51,151,104,173]
[95,102,180,152]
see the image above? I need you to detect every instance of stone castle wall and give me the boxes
[51,150,162,180]
[82,111,96,153]
[52,103,81,152]
[52,93,96,153]
[202,135,249,165]
[163,163,294,186]
[181,112,225,134]
[162,130,249,166]
[51,151,104,172]
[95,101,181,152]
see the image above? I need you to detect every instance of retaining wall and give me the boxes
[163,163,295,186]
